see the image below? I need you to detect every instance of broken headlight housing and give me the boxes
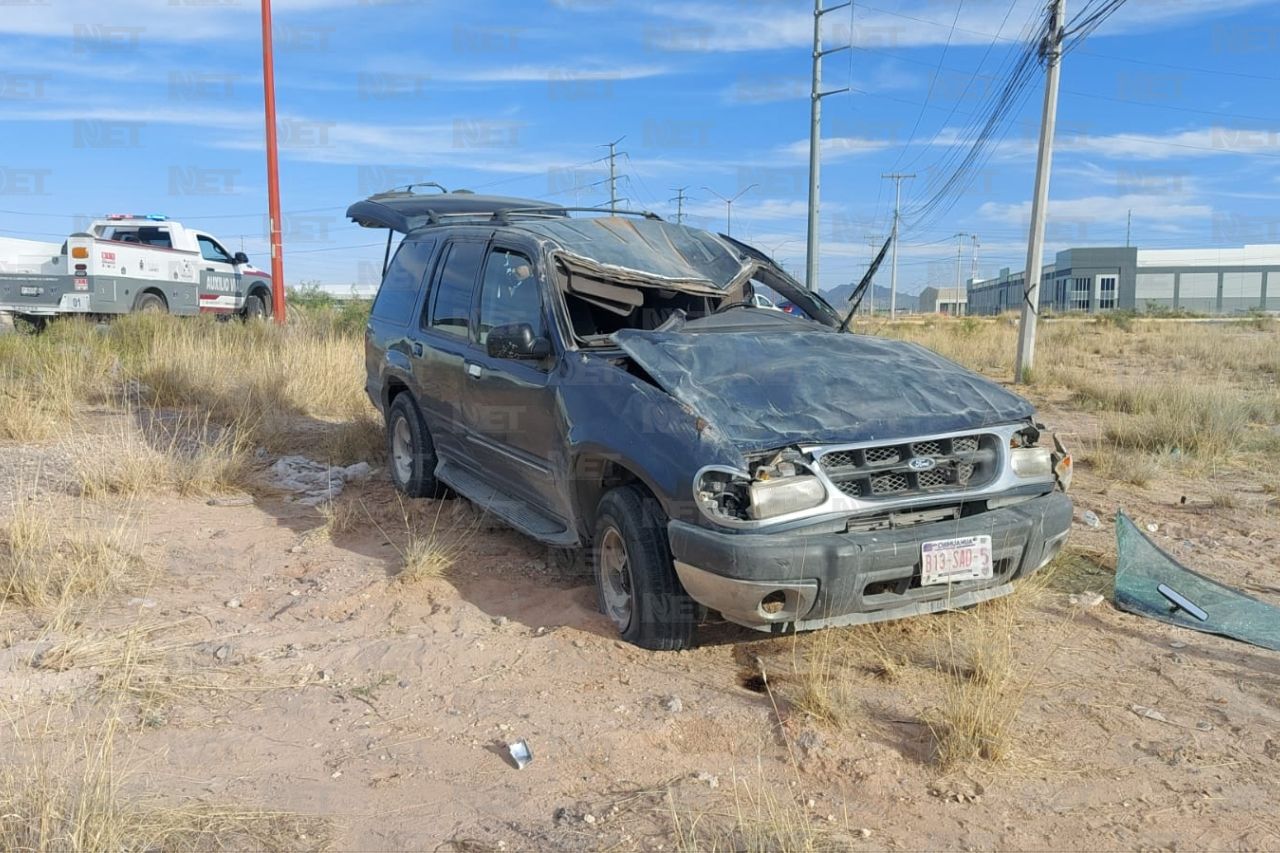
[1008,426,1072,492]
[695,450,828,525]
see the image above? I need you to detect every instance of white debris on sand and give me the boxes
[269,456,373,506]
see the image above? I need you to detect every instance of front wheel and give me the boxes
[243,293,267,321]
[386,393,448,499]
[593,484,696,650]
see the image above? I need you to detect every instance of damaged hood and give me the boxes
[612,327,1035,449]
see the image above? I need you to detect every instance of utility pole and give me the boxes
[864,233,880,316]
[1125,209,1132,247]
[602,137,624,214]
[1014,0,1066,383]
[881,172,915,319]
[260,0,286,324]
[953,233,971,292]
[702,184,756,236]
[970,234,980,282]
[669,187,687,224]
[805,0,852,292]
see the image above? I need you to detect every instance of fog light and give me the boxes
[1011,446,1053,479]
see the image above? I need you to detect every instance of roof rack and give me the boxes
[491,206,664,223]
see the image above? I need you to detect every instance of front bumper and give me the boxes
[668,491,1072,632]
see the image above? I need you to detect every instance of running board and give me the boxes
[436,461,578,547]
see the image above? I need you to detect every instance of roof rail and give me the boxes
[491,206,664,223]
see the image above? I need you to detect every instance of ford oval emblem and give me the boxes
[908,457,936,471]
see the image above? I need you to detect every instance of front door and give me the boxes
[195,233,242,313]
[462,245,566,519]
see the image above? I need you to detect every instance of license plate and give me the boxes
[20,286,42,296]
[921,535,993,586]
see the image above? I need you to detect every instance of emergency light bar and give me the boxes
[104,213,168,221]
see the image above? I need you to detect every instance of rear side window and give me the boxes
[428,241,485,338]
[371,239,436,325]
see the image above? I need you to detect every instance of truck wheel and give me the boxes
[386,393,448,499]
[593,484,696,651]
[13,314,47,335]
[243,293,267,321]
[134,292,167,314]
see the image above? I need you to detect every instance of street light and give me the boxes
[701,184,757,236]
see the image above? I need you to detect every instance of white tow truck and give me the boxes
[0,214,273,327]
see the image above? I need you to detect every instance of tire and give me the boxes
[13,314,47,335]
[243,293,267,321]
[593,484,696,651]
[134,292,167,314]
[386,393,448,499]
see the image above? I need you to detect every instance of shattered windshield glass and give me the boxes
[1114,511,1280,652]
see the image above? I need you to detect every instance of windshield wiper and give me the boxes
[838,235,892,332]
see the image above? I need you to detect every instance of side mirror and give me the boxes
[487,323,551,360]
[233,251,250,265]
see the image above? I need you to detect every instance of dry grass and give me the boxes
[2,654,327,852]
[72,411,253,499]
[0,497,142,612]
[668,768,852,853]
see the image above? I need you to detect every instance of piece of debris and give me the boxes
[507,738,533,769]
[1069,591,1105,608]
[207,494,255,507]
[1130,704,1175,725]
[664,695,683,714]
[225,598,241,609]
[796,728,826,756]
[492,616,509,628]
[1114,511,1280,651]
[695,771,720,788]
[213,644,231,662]
[582,814,596,826]
[1145,522,1159,533]
[1169,641,1186,649]
[127,597,157,609]
[269,456,374,506]
[1195,721,1214,732]
[1080,510,1101,528]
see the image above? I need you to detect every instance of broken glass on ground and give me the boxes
[1114,511,1280,652]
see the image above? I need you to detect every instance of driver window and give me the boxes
[198,235,232,263]
[478,248,542,345]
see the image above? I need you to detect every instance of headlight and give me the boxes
[1010,446,1053,479]
[747,476,826,520]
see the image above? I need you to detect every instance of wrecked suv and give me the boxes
[351,189,1073,650]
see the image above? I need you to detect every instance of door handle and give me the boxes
[466,362,482,379]
[411,341,424,357]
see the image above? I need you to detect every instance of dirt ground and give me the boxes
[2,333,1279,850]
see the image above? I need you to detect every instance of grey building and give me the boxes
[967,244,1280,315]
[918,286,968,315]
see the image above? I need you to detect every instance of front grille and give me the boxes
[817,433,999,502]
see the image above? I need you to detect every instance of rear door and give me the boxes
[413,237,488,463]
[194,233,241,314]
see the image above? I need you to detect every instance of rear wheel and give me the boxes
[243,293,267,321]
[386,393,448,499]
[134,292,167,314]
[593,484,696,650]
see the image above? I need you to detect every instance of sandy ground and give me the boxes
[2,390,1279,850]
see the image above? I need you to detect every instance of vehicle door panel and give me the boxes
[369,237,437,411]
[412,238,488,465]
[195,233,241,314]
[462,246,568,519]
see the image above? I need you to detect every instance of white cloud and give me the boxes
[978,193,1212,226]
[776,136,890,163]
[638,0,1277,53]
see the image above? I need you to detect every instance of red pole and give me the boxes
[260,0,286,324]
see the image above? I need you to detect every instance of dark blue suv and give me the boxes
[353,189,1073,650]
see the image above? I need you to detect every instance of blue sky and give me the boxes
[1,0,1279,293]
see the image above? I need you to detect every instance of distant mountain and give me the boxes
[821,283,919,313]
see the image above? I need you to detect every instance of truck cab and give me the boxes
[0,214,272,323]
